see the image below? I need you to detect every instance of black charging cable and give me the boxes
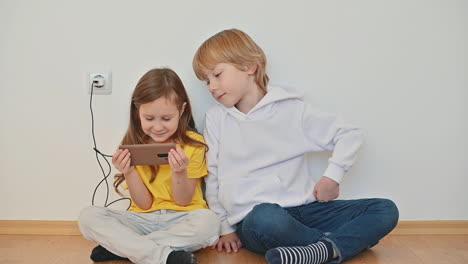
[89,81,131,209]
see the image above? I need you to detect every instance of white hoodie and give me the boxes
[203,86,363,235]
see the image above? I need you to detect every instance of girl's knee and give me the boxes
[185,209,221,248]
[78,206,101,239]
[78,206,105,231]
[79,206,95,224]
[191,209,221,235]
[204,209,221,229]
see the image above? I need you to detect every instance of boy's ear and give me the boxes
[179,102,187,117]
[245,63,257,75]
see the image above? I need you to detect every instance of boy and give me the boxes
[193,29,398,264]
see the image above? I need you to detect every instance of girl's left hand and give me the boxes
[168,146,190,174]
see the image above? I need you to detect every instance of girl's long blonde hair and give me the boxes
[114,68,207,195]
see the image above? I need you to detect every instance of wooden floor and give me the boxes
[1,234,467,264]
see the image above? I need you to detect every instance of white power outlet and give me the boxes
[88,73,112,95]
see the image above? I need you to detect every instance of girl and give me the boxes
[192,29,399,264]
[79,68,220,264]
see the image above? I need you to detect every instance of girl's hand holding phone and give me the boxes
[112,149,135,175]
[168,146,189,175]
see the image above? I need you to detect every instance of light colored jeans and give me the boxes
[78,206,220,264]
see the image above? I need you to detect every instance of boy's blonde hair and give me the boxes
[193,28,269,93]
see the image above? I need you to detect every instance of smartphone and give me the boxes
[119,143,176,166]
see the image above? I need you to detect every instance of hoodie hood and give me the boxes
[219,85,304,120]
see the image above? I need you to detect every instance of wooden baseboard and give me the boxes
[0,221,81,235]
[1,220,467,236]
[389,220,468,235]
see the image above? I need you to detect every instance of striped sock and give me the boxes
[265,240,334,264]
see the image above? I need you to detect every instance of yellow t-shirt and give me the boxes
[129,132,208,213]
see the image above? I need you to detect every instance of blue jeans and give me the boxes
[236,199,399,263]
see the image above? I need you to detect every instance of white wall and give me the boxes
[1,0,466,220]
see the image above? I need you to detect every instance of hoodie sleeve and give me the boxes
[204,110,237,235]
[301,103,364,183]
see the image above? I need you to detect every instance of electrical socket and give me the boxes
[88,73,112,95]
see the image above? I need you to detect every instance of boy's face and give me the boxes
[204,63,256,109]
[138,97,183,143]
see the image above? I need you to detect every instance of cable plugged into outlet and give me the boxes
[87,70,130,209]
[88,73,112,95]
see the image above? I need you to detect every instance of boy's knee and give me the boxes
[242,203,284,233]
[250,203,282,217]
[378,199,398,215]
[374,198,399,229]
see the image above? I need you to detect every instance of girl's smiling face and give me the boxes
[139,97,184,143]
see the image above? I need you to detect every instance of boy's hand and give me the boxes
[168,146,189,175]
[313,176,339,202]
[212,232,242,253]
[112,149,135,175]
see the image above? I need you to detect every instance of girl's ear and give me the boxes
[179,102,187,117]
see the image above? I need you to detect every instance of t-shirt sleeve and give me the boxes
[186,144,208,179]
